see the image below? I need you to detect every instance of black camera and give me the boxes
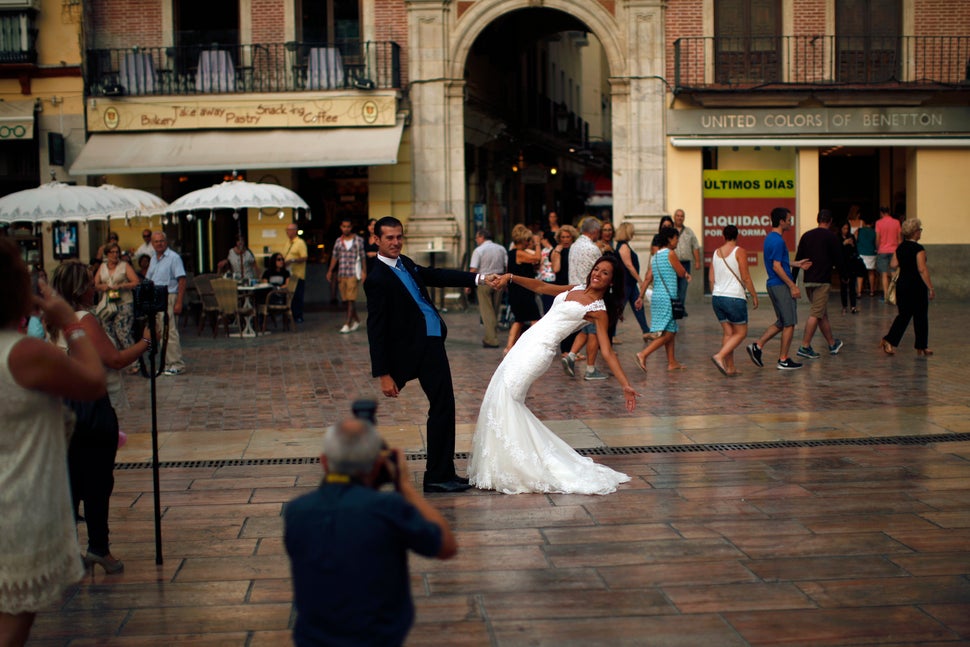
[352,398,378,424]
[132,280,169,318]
[351,399,399,489]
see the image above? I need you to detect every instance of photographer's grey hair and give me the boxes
[323,419,383,475]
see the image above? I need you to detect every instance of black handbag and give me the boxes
[670,297,686,320]
[655,254,685,320]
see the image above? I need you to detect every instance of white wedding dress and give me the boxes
[468,286,631,494]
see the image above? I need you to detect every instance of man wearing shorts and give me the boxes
[794,209,844,359]
[746,207,813,371]
[874,206,901,301]
[327,217,367,333]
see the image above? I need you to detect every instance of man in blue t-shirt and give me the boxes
[746,207,813,370]
[284,417,458,646]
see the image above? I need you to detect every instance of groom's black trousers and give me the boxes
[415,337,458,484]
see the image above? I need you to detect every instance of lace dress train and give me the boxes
[468,288,630,494]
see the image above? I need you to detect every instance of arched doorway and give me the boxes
[404,0,667,264]
[461,8,612,245]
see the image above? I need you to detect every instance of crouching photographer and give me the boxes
[283,413,457,647]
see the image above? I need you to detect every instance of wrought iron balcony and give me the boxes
[673,35,970,91]
[84,41,400,97]
[0,11,37,64]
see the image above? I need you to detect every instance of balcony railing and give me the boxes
[673,35,970,91]
[0,11,36,63]
[84,41,400,97]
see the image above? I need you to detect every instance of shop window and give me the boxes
[836,0,900,83]
[714,0,781,85]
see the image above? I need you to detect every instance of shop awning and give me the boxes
[70,117,405,175]
[0,99,36,139]
[670,136,970,148]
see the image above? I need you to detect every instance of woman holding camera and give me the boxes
[94,242,140,368]
[1,240,106,645]
[50,260,152,574]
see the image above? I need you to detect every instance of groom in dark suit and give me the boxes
[365,217,485,493]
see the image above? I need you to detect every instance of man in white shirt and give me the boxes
[133,229,154,263]
[145,231,187,375]
[673,209,701,316]
[468,229,507,348]
[563,217,608,380]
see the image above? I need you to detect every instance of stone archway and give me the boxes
[405,0,668,261]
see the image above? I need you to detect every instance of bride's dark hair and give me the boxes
[585,255,625,331]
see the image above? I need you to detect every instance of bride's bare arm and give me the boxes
[497,273,573,296]
[588,311,640,412]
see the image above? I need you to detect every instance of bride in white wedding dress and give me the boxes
[469,256,640,495]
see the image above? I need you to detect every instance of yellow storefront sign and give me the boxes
[702,170,796,198]
[86,93,397,132]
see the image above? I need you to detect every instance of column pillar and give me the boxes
[406,0,464,266]
[613,0,668,232]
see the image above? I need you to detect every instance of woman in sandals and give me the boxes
[709,225,759,376]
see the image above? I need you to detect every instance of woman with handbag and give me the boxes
[50,261,153,575]
[709,225,759,376]
[94,242,139,366]
[881,218,935,356]
[634,227,690,372]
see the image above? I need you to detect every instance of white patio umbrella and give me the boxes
[0,181,141,224]
[99,184,168,220]
[164,179,310,221]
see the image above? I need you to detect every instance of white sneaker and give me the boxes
[339,324,351,334]
[349,321,360,332]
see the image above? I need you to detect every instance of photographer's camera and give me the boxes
[132,280,168,318]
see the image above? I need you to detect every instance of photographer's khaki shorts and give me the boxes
[804,283,831,319]
[338,276,359,302]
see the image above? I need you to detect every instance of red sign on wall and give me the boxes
[702,170,796,267]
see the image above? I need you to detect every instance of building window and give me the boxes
[714,0,781,85]
[836,0,900,83]
[300,0,360,50]
[0,10,36,63]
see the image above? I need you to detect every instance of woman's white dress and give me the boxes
[469,287,631,494]
[0,331,83,613]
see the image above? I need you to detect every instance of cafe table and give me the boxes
[236,282,272,337]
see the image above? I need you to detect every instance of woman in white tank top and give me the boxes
[709,225,759,376]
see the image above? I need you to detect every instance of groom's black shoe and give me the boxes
[423,478,473,493]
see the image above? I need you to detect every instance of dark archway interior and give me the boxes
[462,8,612,244]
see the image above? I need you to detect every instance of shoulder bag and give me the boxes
[717,248,749,300]
[654,253,685,320]
[886,270,899,305]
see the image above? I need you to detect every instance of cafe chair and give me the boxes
[261,286,294,332]
[211,277,254,337]
[192,274,221,336]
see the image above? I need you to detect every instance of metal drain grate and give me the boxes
[114,432,970,470]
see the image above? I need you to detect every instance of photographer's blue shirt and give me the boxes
[145,248,185,294]
[283,483,443,647]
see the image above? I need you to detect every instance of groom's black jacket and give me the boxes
[364,255,476,388]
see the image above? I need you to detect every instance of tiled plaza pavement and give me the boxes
[27,296,970,645]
